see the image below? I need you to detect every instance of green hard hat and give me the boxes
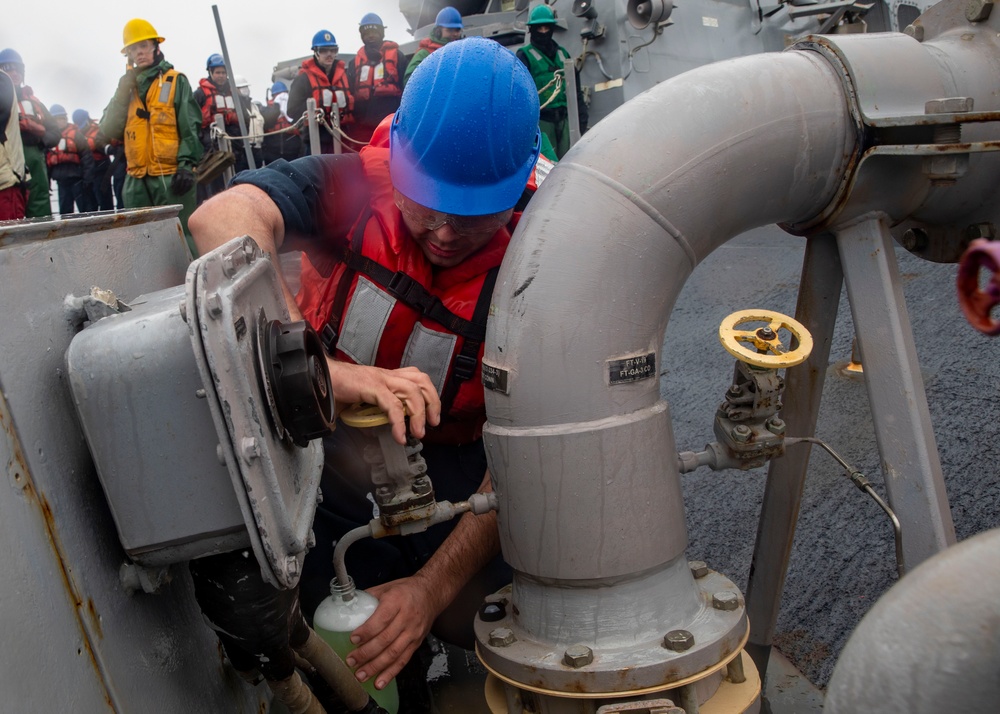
[527,5,557,25]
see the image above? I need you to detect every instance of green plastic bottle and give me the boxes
[313,577,400,714]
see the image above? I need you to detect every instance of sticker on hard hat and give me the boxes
[482,363,509,394]
[608,353,656,385]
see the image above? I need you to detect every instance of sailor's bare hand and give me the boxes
[346,575,441,690]
[327,361,441,443]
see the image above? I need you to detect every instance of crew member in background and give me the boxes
[234,76,264,169]
[46,104,94,215]
[189,37,541,705]
[347,13,404,144]
[100,18,202,252]
[261,81,301,164]
[288,31,353,155]
[0,67,28,221]
[0,48,58,218]
[516,4,588,159]
[402,6,463,87]
[73,109,114,211]
[193,53,241,202]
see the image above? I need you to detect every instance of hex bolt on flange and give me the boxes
[766,417,786,435]
[967,0,993,23]
[489,627,516,647]
[904,23,924,41]
[713,591,740,611]
[564,644,594,668]
[241,437,260,461]
[731,425,752,443]
[206,292,223,318]
[689,560,709,579]
[663,630,695,652]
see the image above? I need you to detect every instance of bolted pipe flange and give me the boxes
[489,627,516,647]
[689,560,709,578]
[663,630,695,652]
[564,644,594,668]
[713,591,740,611]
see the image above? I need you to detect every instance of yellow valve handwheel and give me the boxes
[340,402,391,428]
[718,309,813,368]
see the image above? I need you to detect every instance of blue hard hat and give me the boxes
[390,36,540,216]
[270,81,288,95]
[0,48,24,70]
[49,104,67,117]
[72,109,90,126]
[435,6,464,29]
[207,53,225,70]
[360,13,384,27]
[311,30,338,49]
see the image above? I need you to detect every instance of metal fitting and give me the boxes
[242,239,258,262]
[925,97,974,115]
[713,591,740,611]
[489,627,516,647]
[564,644,594,668]
[206,292,223,318]
[756,327,776,341]
[222,253,239,278]
[967,223,996,241]
[689,560,709,579]
[766,417,786,436]
[412,477,432,496]
[241,437,260,461]
[967,0,993,23]
[901,228,929,252]
[663,629,695,652]
[903,23,924,41]
[731,425,752,443]
[285,556,299,578]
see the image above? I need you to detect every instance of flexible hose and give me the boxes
[294,626,371,712]
[267,671,326,714]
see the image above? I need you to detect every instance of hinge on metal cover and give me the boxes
[64,286,132,327]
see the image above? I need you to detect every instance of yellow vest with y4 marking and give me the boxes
[125,69,180,178]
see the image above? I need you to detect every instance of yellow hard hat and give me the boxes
[121,18,165,55]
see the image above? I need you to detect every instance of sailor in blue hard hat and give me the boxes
[287,29,354,154]
[403,6,464,87]
[189,36,542,692]
[348,11,404,143]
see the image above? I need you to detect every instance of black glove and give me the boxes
[170,167,195,196]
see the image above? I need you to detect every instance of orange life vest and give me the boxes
[17,88,48,139]
[296,122,511,444]
[81,122,107,162]
[298,58,353,125]
[352,42,402,103]
[197,77,238,128]
[46,125,80,167]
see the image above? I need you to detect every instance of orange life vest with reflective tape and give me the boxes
[197,78,238,128]
[353,43,402,103]
[298,58,353,126]
[46,125,80,167]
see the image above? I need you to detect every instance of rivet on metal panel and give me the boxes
[206,292,223,318]
[663,629,695,652]
[241,437,261,461]
[489,627,516,647]
[903,23,924,41]
[564,644,594,668]
[712,591,740,611]
[966,0,993,23]
[689,560,709,578]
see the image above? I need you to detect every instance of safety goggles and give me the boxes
[315,47,339,56]
[394,190,513,237]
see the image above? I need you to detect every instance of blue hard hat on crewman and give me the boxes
[435,6,464,29]
[206,53,225,70]
[72,109,90,126]
[49,104,67,117]
[270,81,288,95]
[359,13,384,27]
[311,31,338,49]
[0,48,25,71]
[390,36,540,216]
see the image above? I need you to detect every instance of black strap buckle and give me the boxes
[320,324,338,355]
[387,270,436,313]
[452,353,478,382]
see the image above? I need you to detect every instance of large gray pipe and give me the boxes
[484,49,854,589]
[480,5,1000,700]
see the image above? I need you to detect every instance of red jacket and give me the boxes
[296,120,511,444]
[298,58,353,126]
